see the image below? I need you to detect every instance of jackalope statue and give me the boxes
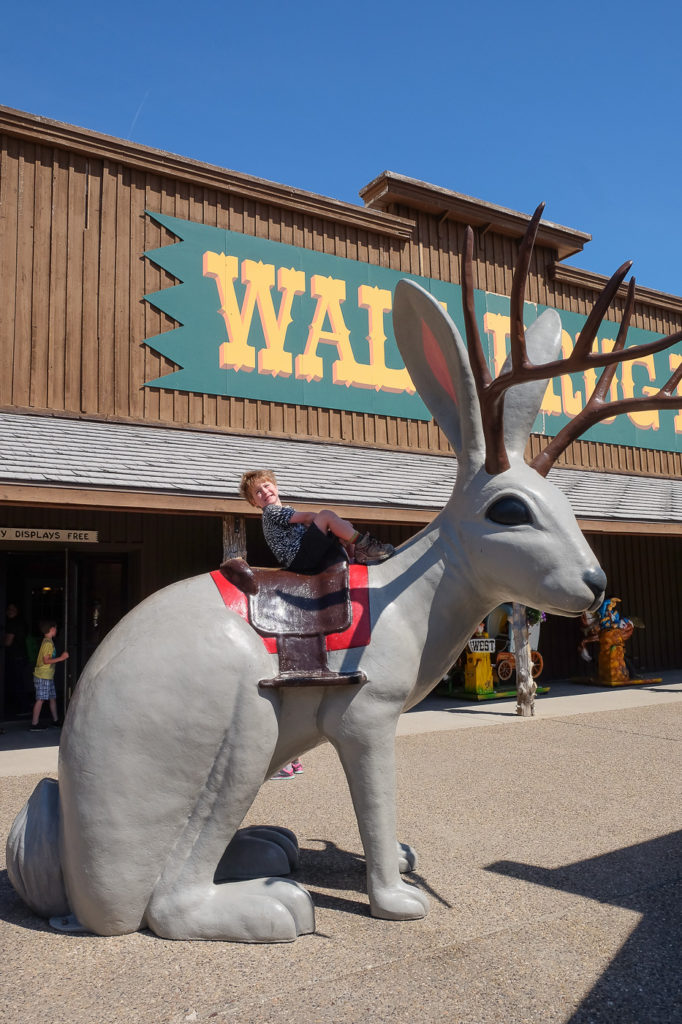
[8,205,682,942]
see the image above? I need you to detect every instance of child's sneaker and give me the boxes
[291,760,304,774]
[270,766,294,780]
[354,533,395,564]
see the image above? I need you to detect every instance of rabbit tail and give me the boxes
[6,777,69,918]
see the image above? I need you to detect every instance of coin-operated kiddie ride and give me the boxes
[457,605,548,701]
[590,596,660,687]
[463,622,496,697]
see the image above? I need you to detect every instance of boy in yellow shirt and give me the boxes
[30,620,69,731]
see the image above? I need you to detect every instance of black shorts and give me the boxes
[288,523,347,575]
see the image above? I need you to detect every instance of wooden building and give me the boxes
[1,105,681,714]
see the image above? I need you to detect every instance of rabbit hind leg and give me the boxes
[145,713,314,942]
[147,873,314,942]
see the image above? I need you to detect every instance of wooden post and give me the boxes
[222,515,246,562]
[512,603,535,717]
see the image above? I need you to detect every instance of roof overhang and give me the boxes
[0,106,415,242]
[360,172,590,260]
[0,412,680,534]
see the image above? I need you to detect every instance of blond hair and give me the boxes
[239,469,277,506]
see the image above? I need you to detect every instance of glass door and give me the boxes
[65,552,129,704]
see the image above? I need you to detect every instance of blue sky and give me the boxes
[2,0,681,295]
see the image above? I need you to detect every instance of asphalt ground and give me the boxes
[1,677,681,1024]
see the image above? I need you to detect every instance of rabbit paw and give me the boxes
[369,880,429,921]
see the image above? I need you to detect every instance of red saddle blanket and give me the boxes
[209,564,370,654]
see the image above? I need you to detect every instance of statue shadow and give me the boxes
[486,830,682,1022]
[406,696,518,719]
[295,839,451,915]
[0,868,56,933]
[0,842,449,935]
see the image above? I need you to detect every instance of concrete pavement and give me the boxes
[4,674,682,777]
[1,676,681,1022]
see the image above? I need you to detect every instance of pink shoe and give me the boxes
[291,760,304,774]
[270,765,294,780]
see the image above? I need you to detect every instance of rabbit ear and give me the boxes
[501,309,562,460]
[393,280,485,476]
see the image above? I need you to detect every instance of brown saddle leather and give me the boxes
[249,562,351,637]
[219,558,365,689]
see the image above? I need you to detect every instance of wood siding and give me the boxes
[0,505,222,602]
[541,531,682,677]
[0,131,444,454]
[1,506,678,677]
[1,118,681,475]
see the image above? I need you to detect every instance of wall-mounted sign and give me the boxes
[143,213,682,453]
[0,529,98,543]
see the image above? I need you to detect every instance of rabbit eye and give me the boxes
[486,496,532,526]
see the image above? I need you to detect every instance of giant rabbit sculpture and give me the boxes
[8,206,682,942]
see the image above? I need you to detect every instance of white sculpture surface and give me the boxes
[8,208,681,942]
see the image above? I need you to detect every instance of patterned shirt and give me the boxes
[262,504,307,567]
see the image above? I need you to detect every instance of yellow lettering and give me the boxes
[295,276,362,385]
[203,252,255,372]
[257,265,306,376]
[558,330,584,417]
[357,285,414,393]
[669,353,682,434]
[621,353,659,430]
[483,312,510,376]
[539,378,562,417]
[582,337,618,426]
[203,252,304,376]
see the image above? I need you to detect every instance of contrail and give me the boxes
[129,90,150,136]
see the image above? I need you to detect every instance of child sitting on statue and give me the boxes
[240,469,394,573]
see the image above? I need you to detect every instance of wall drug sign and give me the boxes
[143,213,682,451]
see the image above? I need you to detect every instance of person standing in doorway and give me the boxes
[30,620,68,731]
[4,603,30,716]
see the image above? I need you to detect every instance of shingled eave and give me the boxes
[0,413,681,534]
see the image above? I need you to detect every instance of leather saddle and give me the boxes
[220,558,366,689]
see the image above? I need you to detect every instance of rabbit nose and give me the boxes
[583,567,607,602]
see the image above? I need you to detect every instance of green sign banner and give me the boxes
[143,213,682,452]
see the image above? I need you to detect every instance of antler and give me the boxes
[461,203,682,476]
[531,274,682,475]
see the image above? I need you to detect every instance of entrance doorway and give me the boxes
[66,554,129,701]
[1,549,130,720]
